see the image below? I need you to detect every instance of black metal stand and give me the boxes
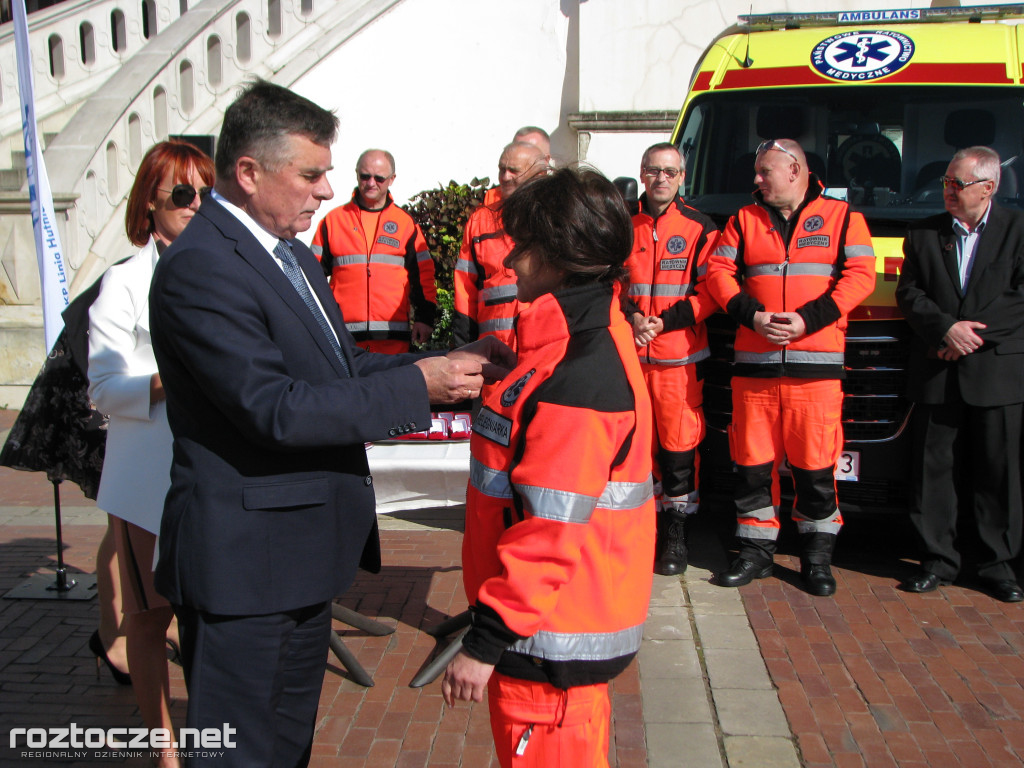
[5,480,96,600]
[327,602,395,687]
[409,609,472,688]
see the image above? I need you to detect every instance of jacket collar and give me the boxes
[349,189,394,213]
[516,282,620,352]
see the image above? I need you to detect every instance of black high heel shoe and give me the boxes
[88,630,131,685]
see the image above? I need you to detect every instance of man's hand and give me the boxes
[411,322,433,346]
[448,336,516,382]
[414,337,516,403]
[631,313,663,347]
[442,651,494,707]
[755,311,806,346]
[942,320,986,357]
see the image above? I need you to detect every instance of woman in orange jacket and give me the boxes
[442,167,656,767]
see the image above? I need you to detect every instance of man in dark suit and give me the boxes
[149,80,513,766]
[896,145,1024,603]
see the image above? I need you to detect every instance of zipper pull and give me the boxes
[652,228,659,243]
[515,724,534,756]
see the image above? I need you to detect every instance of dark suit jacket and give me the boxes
[896,204,1024,407]
[150,197,432,615]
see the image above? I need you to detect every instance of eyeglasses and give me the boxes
[641,167,681,180]
[159,184,210,209]
[940,176,991,191]
[756,140,800,165]
[358,173,392,184]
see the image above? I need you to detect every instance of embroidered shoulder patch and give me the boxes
[501,369,535,407]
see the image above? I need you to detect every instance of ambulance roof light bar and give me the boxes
[739,5,1024,31]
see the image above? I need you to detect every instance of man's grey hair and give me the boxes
[951,146,1001,188]
[356,148,396,176]
[641,142,683,169]
[215,78,338,178]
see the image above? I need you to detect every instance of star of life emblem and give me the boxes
[501,369,536,407]
[383,221,399,234]
[811,30,914,82]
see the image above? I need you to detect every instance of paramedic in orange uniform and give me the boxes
[625,142,719,575]
[452,142,547,351]
[442,167,655,767]
[312,149,436,353]
[483,127,551,207]
[706,139,875,597]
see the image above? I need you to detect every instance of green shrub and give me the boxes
[404,177,490,349]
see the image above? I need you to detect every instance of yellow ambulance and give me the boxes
[672,5,1024,512]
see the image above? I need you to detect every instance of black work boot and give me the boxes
[654,510,688,575]
[800,532,838,597]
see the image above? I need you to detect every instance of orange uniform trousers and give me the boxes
[642,362,704,513]
[488,673,611,768]
[729,377,844,544]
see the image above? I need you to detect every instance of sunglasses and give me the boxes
[940,176,991,192]
[159,184,210,209]
[358,173,391,184]
[756,139,800,165]
[642,167,681,180]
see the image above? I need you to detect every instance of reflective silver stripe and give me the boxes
[455,260,478,276]
[735,349,784,364]
[845,245,875,259]
[647,347,710,366]
[793,507,842,536]
[518,485,596,523]
[347,321,408,333]
[416,249,432,263]
[470,458,512,499]
[784,350,845,365]
[596,477,654,511]
[745,263,836,278]
[481,284,519,302]
[629,284,652,297]
[695,264,707,277]
[652,284,690,297]
[370,254,405,267]
[738,504,778,523]
[795,519,842,535]
[311,244,323,256]
[481,318,515,333]
[713,245,738,261]
[333,254,367,267]
[734,349,844,365]
[736,523,780,541]
[509,623,644,662]
[662,489,699,516]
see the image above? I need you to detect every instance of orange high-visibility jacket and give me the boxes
[706,182,875,379]
[461,282,655,689]
[452,202,523,349]
[625,195,720,366]
[312,192,436,344]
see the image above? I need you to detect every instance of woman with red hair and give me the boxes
[89,139,214,768]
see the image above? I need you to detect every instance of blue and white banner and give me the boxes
[13,0,68,351]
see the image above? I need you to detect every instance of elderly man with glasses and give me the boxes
[623,142,719,575]
[706,138,876,596]
[896,145,1024,602]
[312,148,437,353]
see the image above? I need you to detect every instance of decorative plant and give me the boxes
[404,177,490,349]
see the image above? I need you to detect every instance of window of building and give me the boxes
[267,0,282,39]
[142,0,157,39]
[179,60,194,114]
[235,12,251,63]
[48,35,65,80]
[111,10,127,53]
[79,22,95,65]
[207,35,222,87]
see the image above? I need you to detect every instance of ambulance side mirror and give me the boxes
[614,177,638,213]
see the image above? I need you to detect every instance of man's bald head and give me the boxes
[513,126,551,161]
[498,141,547,198]
[753,138,809,218]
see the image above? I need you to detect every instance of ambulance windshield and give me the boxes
[678,86,1024,235]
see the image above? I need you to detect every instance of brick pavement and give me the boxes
[727,517,1024,768]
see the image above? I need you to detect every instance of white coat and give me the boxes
[88,237,172,534]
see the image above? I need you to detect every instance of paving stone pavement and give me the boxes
[4,407,1023,767]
